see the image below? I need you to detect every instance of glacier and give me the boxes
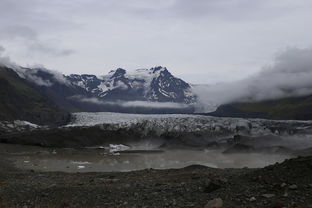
[68,112,312,141]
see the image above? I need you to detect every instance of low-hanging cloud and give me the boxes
[0,51,69,86]
[194,47,312,112]
[72,96,190,109]
[115,80,129,90]
[119,100,189,109]
[0,45,20,69]
[18,67,70,86]
[0,61,71,87]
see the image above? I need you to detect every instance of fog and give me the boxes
[0,48,68,86]
[74,96,190,109]
[18,67,69,86]
[0,45,19,69]
[194,47,312,112]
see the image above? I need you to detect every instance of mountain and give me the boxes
[4,63,312,120]
[67,66,196,104]
[209,95,312,120]
[10,66,196,114]
[0,66,70,125]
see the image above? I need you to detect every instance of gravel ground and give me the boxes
[0,155,311,208]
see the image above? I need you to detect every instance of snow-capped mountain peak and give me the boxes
[13,65,197,105]
[69,66,196,103]
[110,68,126,78]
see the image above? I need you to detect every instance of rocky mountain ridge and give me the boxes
[68,66,196,103]
[17,66,196,105]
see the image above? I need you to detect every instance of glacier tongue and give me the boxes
[68,112,312,139]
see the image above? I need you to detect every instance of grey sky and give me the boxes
[0,0,312,84]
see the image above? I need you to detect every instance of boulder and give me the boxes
[205,198,223,208]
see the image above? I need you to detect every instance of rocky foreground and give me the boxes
[0,156,311,208]
[0,113,312,207]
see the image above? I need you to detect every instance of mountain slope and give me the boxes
[0,66,70,125]
[209,95,312,120]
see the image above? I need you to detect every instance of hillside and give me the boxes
[0,66,70,125]
[209,95,312,120]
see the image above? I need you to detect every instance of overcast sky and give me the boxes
[0,0,312,84]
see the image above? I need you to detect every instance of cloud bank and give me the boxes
[16,67,70,87]
[0,45,19,69]
[194,47,312,112]
[72,96,190,109]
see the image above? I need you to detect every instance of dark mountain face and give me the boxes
[18,68,90,112]
[0,66,70,125]
[148,67,194,103]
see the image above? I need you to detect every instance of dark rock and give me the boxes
[205,198,223,208]
[272,200,286,208]
[202,181,221,193]
[289,184,298,190]
[249,197,256,202]
[280,183,287,188]
[262,194,275,198]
